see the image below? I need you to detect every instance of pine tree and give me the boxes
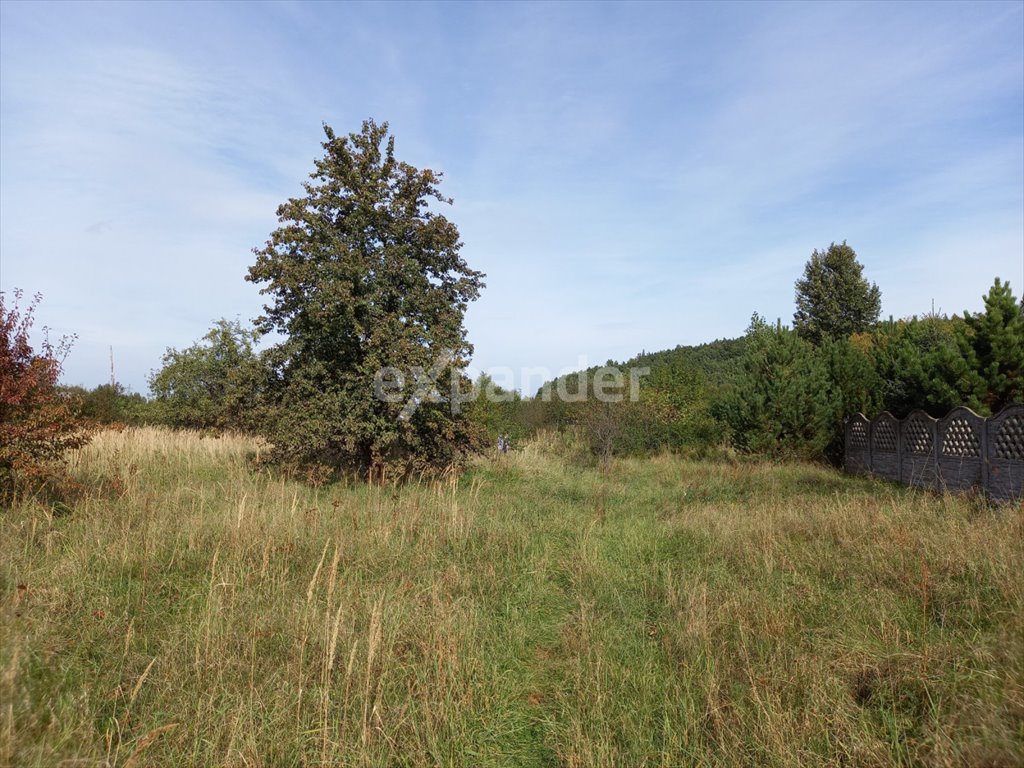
[958,278,1024,413]
[867,315,969,417]
[717,316,839,459]
[862,279,1023,417]
[794,242,881,345]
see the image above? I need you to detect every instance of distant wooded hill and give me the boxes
[539,335,748,397]
[623,336,749,390]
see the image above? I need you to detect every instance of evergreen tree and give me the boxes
[956,278,1024,413]
[866,315,969,417]
[794,242,881,345]
[246,120,485,477]
[717,316,838,460]
[859,279,1021,418]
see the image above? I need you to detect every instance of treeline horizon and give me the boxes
[55,299,1021,411]
[55,268,1024,468]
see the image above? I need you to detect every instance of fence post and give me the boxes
[867,417,873,475]
[981,413,990,498]
[896,417,903,485]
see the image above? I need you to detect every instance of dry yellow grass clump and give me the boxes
[1,427,1021,766]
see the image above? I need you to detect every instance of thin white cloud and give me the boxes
[1,2,1021,393]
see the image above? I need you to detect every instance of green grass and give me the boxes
[1,427,1021,767]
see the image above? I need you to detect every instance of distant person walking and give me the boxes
[498,433,510,454]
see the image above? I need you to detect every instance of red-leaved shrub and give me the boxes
[0,289,91,503]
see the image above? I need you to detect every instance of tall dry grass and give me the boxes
[1,426,1021,766]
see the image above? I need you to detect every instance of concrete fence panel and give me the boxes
[870,412,901,483]
[901,411,938,489]
[987,405,1024,502]
[845,413,871,475]
[937,407,986,493]
[845,403,1023,503]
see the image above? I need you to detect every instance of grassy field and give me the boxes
[1,428,1021,767]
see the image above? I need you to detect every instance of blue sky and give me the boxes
[1,0,1022,393]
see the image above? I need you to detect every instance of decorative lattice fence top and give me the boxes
[942,418,980,458]
[850,421,868,449]
[904,414,933,456]
[873,419,897,452]
[994,414,1024,460]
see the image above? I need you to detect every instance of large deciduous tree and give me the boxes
[246,119,485,478]
[793,241,881,345]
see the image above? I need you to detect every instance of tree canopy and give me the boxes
[246,119,485,477]
[793,242,881,345]
[148,318,259,430]
[954,277,1023,413]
